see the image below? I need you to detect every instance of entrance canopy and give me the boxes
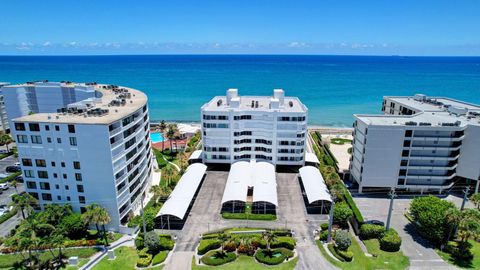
[299,166,332,204]
[156,163,207,220]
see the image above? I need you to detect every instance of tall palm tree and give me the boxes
[163,165,177,188]
[217,233,229,254]
[82,203,101,233]
[262,231,276,254]
[166,124,177,152]
[0,133,12,152]
[178,152,189,173]
[95,206,112,247]
[10,193,38,219]
[444,207,462,244]
[159,120,167,151]
[470,193,480,210]
[150,185,167,204]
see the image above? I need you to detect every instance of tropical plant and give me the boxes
[10,193,38,219]
[144,231,161,254]
[166,124,178,152]
[333,202,353,226]
[59,213,88,239]
[95,206,112,246]
[162,165,177,188]
[149,185,167,204]
[470,193,480,210]
[0,133,13,152]
[159,120,167,151]
[177,152,189,173]
[262,231,277,254]
[444,207,462,243]
[217,233,230,254]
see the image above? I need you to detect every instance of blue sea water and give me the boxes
[0,55,479,127]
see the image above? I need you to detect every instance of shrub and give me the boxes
[59,213,88,239]
[202,233,219,240]
[198,239,221,255]
[201,250,236,266]
[152,250,169,265]
[237,244,255,256]
[337,248,353,262]
[255,249,285,265]
[159,235,175,250]
[333,202,353,225]
[251,237,267,249]
[272,230,291,237]
[136,248,152,267]
[278,247,294,258]
[334,230,352,251]
[344,191,365,224]
[144,231,161,254]
[320,230,329,241]
[328,243,344,261]
[321,223,329,231]
[360,224,385,240]
[271,236,295,250]
[379,229,402,252]
[224,241,237,252]
[135,235,145,250]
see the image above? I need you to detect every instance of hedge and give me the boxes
[360,224,385,240]
[271,236,296,250]
[320,230,328,241]
[0,209,17,225]
[255,249,286,265]
[0,172,21,184]
[159,236,174,250]
[336,248,353,262]
[221,212,276,220]
[152,250,169,265]
[344,190,364,224]
[136,248,152,267]
[320,223,329,231]
[201,251,237,266]
[379,229,402,252]
[202,233,219,240]
[197,239,221,255]
[272,230,292,237]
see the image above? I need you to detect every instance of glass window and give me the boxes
[47,137,52,143]
[75,173,82,181]
[29,123,40,131]
[77,185,84,193]
[69,137,77,146]
[31,135,42,144]
[35,159,46,167]
[26,181,37,189]
[55,125,60,131]
[73,161,81,169]
[45,125,50,131]
[22,158,32,166]
[17,135,28,143]
[57,138,61,143]
[14,123,25,131]
[37,171,48,179]
[68,125,75,133]
[39,182,50,190]
[79,196,86,204]
[24,170,34,178]
[42,193,52,201]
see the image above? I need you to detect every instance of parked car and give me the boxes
[0,173,9,179]
[365,220,385,227]
[14,175,23,183]
[0,150,9,154]
[0,183,8,190]
[13,162,20,166]
[6,166,20,173]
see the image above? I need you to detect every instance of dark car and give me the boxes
[365,220,385,227]
[6,166,21,173]
[14,175,23,183]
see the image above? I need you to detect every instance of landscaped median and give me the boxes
[92,246,164,270]
[193,228,297,269]
[221,203,276,221]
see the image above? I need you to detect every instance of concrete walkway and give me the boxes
[162,155,180,172]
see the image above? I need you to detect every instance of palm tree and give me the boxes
[178,152,189,173]
[166,124,177,152]
[159,120,167,151]
[0,133,12,152]
[10,180,18,194]
[150,185,167,204]
[10,193,38,219]
[217,233,229,254]
[456,209,480,254]
[444,207,462,244]
[95,206,112,247]
[262,231,276,254]
[163,165,177,188]
[470,193,480,210]
[82,203,101,233]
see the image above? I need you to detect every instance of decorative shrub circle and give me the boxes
[201,250,237,266]
[255,249,286,265]
[379,229,402,252]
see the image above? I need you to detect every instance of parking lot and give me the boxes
[353,194,458,270]
[0,154,24,237]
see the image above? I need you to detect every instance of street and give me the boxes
[0,154,24,237]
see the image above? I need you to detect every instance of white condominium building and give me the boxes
[0,83,10,132]
[201,89,308,166]
[4,81,153,231]
[351,94,480,193]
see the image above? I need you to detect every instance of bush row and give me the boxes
[152,250,169,265]
[359,224,385,240]
[255,249,286,265]
[197,239,221,255]
[201,251,237,266]
[136,248,152,267]
[221,212,276,220]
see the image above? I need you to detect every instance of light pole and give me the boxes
[327,194,336,243]
[386,187,396,231]
[141,193,147,235]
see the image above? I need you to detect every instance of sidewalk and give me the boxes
[80,234,135,270]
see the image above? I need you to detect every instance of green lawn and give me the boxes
[436,240,480,269]
[221,203,276,221]
[330,138,352,145]
[0,247,100,270]
[192,255,298,270]
[92,246,164,270]
[317,238,409,270]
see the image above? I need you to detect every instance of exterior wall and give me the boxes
[0,83,9,132]
[201,108,307,166]
[457,125,480,181]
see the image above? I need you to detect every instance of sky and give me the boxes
[1,0,479,56]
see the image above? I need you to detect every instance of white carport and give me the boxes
[298,166,332,214]
[305,152,320,165]
[252,161,278,214]
[220,161,251,213]
[188,150,203,164]
[156,163,207,229]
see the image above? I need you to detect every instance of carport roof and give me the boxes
[305,152,320,164]
[156,163,207,219]
[299,166,332,203]
[221,160,278,206]
[189,150,203,160]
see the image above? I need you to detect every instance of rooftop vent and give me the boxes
[405,121,417,126]
[288,101,293,107]
[217,99,223,107]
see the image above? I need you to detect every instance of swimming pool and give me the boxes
[150,132,165,143]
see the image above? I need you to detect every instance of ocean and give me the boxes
[0,55,479,127]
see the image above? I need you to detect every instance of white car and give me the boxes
[13,162,20,166]
[0,183,8,190]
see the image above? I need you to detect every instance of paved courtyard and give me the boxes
[353,194,458,270]
[163,170,337,270]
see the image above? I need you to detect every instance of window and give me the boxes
[26,181,37,189]
[61,162,65,167]
[67,196,71,201]
[51,161,56,167]
[57,196,61,200]
[68,125,75,133]
[39,182,50,190]
[405,130,413,137]
[79,196,86,204]
[22,158,32,166]
[55,125,60,131]
[17,135,28,143]
[73,161,81,169]
[24,170,34,178]
[38,171,48,179]
[14,123,26,131]
[35,159,46,167]
[31,135,42,144]
[65,185,69,190]
[29,123,40,131]
[69,137,77,146]
[47,137,52,143]
[63,174,67,179]
[56,138,61,143]
[75,173,82,181]
[30,192,39,200]
[80,207,86,213]
[53,173,58,178]
[55,184,59,189]
[42,193,52,201]
[77,185,84,193]
[45,125,50,131]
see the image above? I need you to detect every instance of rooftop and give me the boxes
[10,82,147,125]
[387,94,480,112]
[202,88,307,113]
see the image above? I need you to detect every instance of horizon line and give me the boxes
[0,53,480,57]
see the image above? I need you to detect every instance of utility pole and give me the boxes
[327,194,336,243]
[386,187,396,231]
[141,193,147,235]
[461,186,470,211]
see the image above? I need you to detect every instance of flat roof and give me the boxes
[203,96,307,113]
[355,111,480,127]
[9,82,147,125]
[387,96,480,112]
[156,163,207,220]
[299,166,332,203]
